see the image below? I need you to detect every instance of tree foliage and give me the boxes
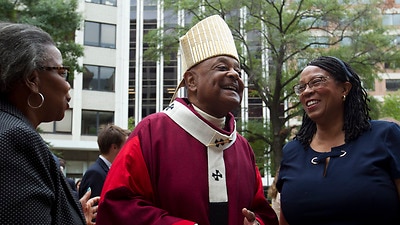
[0,0,83,72]
[368,96,382,120]
[237,119,271,175]
[144,0,400,171]
[380,92,400,121]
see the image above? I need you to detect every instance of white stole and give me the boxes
[162,100,237,203]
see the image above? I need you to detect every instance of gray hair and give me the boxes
[0,23,55,94]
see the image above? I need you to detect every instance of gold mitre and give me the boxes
[170,15,239,102]
[180,15,239,73]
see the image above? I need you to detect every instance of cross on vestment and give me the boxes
[212,170,223,181]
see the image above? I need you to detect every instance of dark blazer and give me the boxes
[79,157,109,199]
[0,99,86,224]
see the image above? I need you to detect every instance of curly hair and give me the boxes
[295,56,371,147]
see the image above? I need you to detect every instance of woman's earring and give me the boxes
[342,95,346,102]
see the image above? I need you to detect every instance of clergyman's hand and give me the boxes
[242,208,260,225]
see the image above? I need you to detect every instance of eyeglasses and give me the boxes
[37,66,70,80]
[293,76,330,95]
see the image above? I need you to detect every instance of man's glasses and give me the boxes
[37,66,70,80]
[293,76,330,96]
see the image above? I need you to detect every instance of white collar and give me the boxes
[163,100,237,203]
[192,104,226,129]
[99,155,112,169]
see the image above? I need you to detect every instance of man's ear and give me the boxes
[184,70,197,92]
[25,70,40,93]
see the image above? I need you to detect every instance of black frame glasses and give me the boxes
[37,66,70,81]
[293,76,330,95]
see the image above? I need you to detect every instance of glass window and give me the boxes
[83,65,115,91]
[104,0,116,6]
[86,0,101,3]
[84,22,100,46]
[315,19,328,28]
[393,14,400,26]
[307,36,329,48]
[381,14,400,26]
[341,37,352,46]
[386,79,400,91]
[101,24,116,48]
[99,67,115,91]
[246,85,264,119]
[39,109,73,133]
[248,97,263,119]
[84,21,116,48]
[83,65,98,90]
[394,36,400,45]
[81,110,114,135]
[85,0,116,6]
[382,15,392,26]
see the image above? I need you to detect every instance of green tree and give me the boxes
[144,0,400,171]
[368,96,382,120]
[128,116,136,131]
[380,92,400,121]
[237,119,271,175]
[0,0,83,73]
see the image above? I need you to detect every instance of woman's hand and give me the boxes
[80,188,100,225]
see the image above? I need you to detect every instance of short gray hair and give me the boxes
[0,23,55,94]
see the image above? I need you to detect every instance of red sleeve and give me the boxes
[98,136,153,202]
[96,136,195,225]
[252,167,279,225]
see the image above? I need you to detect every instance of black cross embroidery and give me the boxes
[214,138,231,147]
[212,170,223,181]
[164,103,174,111]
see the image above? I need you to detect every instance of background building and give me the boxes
[40,0,400,180]
[39,0,130,179]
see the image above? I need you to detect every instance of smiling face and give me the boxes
[185,55,244,118]
[36,45,71,122]
[299,65,351,125]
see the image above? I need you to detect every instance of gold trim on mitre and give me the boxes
[170,15,239,103]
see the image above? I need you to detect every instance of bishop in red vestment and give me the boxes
[96,15,278,225]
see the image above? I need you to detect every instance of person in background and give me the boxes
[76,179,82,192]
[267,168,280,220]
[79,124,129,199]
[96,15,278,225]
[277,56,400,225]
[59,157,79,198]
[0,22,99,225]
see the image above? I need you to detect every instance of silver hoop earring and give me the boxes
[28,93,44,109]
[342,95,346,102]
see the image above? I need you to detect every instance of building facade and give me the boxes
[39,0,130,179]
[40,0,400,180]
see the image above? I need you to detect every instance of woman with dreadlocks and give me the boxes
[276,56,400,225]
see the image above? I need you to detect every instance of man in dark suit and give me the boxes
[57,157,78,199]
[79,124,129,199]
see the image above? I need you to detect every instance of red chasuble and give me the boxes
[96,98,278,225]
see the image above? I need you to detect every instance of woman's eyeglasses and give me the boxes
[37,66,70,81]
[293,76,330,95]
